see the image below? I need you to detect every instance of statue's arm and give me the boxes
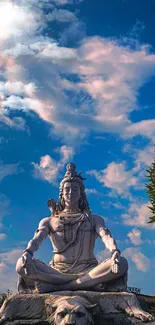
[23,217,50,256]
[94,215,119,254]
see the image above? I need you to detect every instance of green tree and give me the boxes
[146,149,155,223]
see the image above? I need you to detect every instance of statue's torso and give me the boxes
[48,211,98,273]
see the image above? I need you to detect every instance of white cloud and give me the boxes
[33,155,59,183]
[85,188,98,195]
[122,202,154,228]
[110,202,125,210]
[59,19,86,45]
[127,228,142,245]
[59,145,74,163]
[125,119,155,139]
[0,233,7,240]
[96,248,110,263]
[122,141,155,191]
[122,247,151,272]
[14,0,52,9]
[13,0,84,8]
[1,1,155,143]
[88,162,137,195]
[32,145,74,183]
[0,262,18,293]
[38,42,77,61]
[0,194,10,226]
[0,161,18,182]
[47,9,77,22]
[134,141,155,168]
[0,2,41,41]
[0,114,26,131]
[51,0,84,4]
[0,248,23,293]
[0,249,23,264]
[0,81,36,97]
[129,20,145,39]
[1,95,55,128]
[76,37,155,134]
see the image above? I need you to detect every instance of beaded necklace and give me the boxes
[53,212,89,254]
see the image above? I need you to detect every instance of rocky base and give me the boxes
[3,317,155,325]
[0,291,155,325]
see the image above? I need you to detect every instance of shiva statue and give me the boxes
[16,162,128,293]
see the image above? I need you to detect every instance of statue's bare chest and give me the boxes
[50,216,64,233]
[50,214,92,231]
[49,213,94,246]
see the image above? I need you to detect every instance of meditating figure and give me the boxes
[16,162,128,293]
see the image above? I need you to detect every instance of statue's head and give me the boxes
[58,162,89,212]
[50,296,96,325]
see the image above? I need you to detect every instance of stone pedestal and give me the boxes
[0,291,155,325]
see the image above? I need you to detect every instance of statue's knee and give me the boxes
[16,258,24,275]
[120,256,128,273]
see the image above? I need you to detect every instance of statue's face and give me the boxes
[63,181,81,207]
[53,299,92,325]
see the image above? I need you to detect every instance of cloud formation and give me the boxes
[0,161,18,182]
[0,194,10,229]
[123,247,151,272]
[1,0,155,144]
[32,145,74,183]
[0,233,7,240]
[85,188,98,195]
[0,249,23,264]
[125,120,155,139]
[127,228,142,245]
[48,9,77,22]
[88,162,137,195]
[0,248,23,293]
[122,202,154,228]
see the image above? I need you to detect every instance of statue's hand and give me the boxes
[111,251,121,274]
[47,198,56,213]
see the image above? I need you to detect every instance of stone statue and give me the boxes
[16,162,128,294]
[0,292,154,324]
[49,296,96,325]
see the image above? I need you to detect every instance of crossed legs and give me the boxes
[16,256,128,293]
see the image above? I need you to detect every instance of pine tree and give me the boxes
[146,149,155,223]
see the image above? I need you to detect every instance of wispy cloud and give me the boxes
[0,194,10,229]
[0,248,23,293]
[0,114,26,131]
[125,120,155,140]
[0,161,18,182]
[128,20,145,39]
[122,201,154,229]
[0,249,23,264]
[85,188,98,195]
[32,145,74,183]
[127,228,142,246]
[122,247,151,272]
[47,9,77,23]
[96,248,110,263]
[87,162,137,195]
[0,233,7,240]
[135,141,155,168]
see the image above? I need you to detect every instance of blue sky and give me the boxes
[0,0,155,294]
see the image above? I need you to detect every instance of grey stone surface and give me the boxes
[0,291,154,324]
